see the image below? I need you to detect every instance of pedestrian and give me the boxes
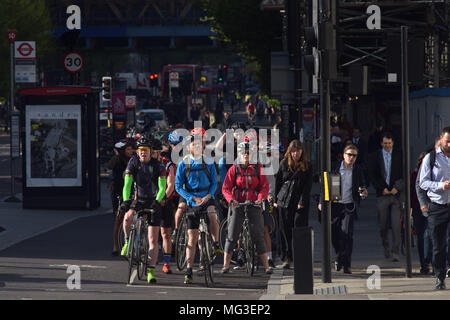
[108,139,135,256]
[369,132,404,262]
[412,151,433,275]
[275,140,313,269]
[419,127,450,290]
[319,144,367,274]
[221,111,232,131]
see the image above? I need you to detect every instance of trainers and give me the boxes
[184,269,193,284]
[221,267,230,274]
[171,229,178,245]
[147,268,157,284]
[265,268,273,275]
[120,239,129,256]
[162,264,172,274]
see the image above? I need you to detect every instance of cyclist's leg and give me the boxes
[175,200,187,229]
[248,206,270,269]
[147,225,160,265]
[263,208,273,262]
[223,206,245,269]
[122,208,135,239]
[206,202,220,243]
[186,213,201,268]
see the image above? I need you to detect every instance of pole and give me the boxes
[401,26,413,278]
[5,39,20,203]
[321,78,332,283]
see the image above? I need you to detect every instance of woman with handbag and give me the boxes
[275,140,313,269]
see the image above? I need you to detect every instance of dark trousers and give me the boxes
[279,205,309,262]
[331,203,356,268]
[428,203,450,281]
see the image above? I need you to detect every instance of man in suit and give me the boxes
[322,144,367,274]
[369,132,404,262]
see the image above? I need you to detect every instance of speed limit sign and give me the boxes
[63,51,84,73]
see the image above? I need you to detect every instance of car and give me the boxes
[136,108,168,130]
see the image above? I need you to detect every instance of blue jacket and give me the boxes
[175,156,218,207]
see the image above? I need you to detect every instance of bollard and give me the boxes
[292,226,314,294]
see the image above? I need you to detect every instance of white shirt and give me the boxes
[339,161,353,204]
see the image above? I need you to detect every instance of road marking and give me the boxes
[49,264,107,269]
[126,283,258,292]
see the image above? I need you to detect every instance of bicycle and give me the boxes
[185,205,215,287]
[175,211,188,271]
[125,207,156,284]
[234,201,263,276]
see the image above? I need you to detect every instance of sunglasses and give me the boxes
[345,153,358,157]
[137,147,151,152]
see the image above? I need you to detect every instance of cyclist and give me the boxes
[175,128,222,284]
[120,136,167,284]
[148,138,175,275]
[221,141,273,274]
[108,139,135,256]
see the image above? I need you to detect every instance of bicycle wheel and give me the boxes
[127,229,136,284]
[243,226,256,276]
[118,224,126,249]
[137,221,149,281]
[175,216,188,271]
[200,231,214,287]
[219,217,229,251]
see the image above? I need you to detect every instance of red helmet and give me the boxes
[190,127,207,137]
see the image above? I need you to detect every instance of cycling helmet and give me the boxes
[244,131,257,142]
[237,141,251,153]
[136,136,152,148]
[190,127,206,137]
[168,131,183,144]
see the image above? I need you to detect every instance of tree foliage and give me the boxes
[198,0,282,94]
[0,0,55,100]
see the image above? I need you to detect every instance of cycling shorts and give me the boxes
[131,199,162,227]
[161,198,176,229]
[186,199,217,230]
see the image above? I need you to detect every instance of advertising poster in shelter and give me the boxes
[25,105,82,187]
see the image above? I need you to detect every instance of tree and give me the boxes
[199,0,282,94]
[0,0,55,101]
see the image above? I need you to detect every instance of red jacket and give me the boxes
[222,164,269,203]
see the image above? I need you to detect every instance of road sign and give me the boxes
[7,30,17,44]
[15,41,36,83]
[125,96,136,109]
[63,51,84,73]
[15,41,36,59]
[169,72,179,88]
[302,109,314,122]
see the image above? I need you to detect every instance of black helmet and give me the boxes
[237,141,251,153]
[136,136,151,148]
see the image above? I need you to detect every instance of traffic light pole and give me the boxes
[401,26,413,278]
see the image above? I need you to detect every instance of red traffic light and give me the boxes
[150,75,154,80]
[154,73,158,78]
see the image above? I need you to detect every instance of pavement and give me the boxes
[261,184,450,300]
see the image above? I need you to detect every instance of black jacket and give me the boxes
[369,148,404,197]
[330,161,366,205]
[275,160,313,209]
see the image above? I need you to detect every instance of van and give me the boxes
[136,108,168,130]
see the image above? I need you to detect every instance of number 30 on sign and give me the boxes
[63,52,84,74]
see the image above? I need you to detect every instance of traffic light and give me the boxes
[102,76,112,101]
[149,73,159,87]
[218,67,224,83]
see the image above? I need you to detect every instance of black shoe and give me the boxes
[420,267,430,275]
[343,267,352,274]
[435,278,446,290]
[111,250,119,257]
[334,261,342,272]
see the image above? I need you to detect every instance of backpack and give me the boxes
[233,163,261,194]
[184,158,212,193]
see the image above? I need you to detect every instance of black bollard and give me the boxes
[292,226,314,294]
